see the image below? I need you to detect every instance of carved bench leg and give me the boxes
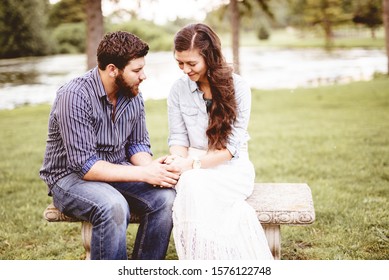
[81,221,281,260]
[262,224,281,260]
[81,221,92,260]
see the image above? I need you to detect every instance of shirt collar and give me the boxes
[92,67,108,100]
[188,77,199,93]
[92,67,134,105]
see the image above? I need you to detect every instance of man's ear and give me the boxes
[107,64,117,77]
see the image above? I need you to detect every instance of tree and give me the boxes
[84,0,141,70]
[230,0,241,74]
[304,0,350,49]
[288,0,352,49]
[352,0,383,39]
[48,0,99,67]
[85,0,104,70]
[48,0,86,28]
[48,0,86,54]
[384,0,389,75]
[227,0,274,74]
[0,0,51,58]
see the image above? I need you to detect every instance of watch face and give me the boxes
[193,159,201,169]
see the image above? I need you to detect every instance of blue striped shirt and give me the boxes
[39,67,152,193]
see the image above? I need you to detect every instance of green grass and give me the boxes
[249,79,389,259]
[0,79,388,260]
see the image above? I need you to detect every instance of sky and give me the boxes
[50,0,227,25]
[104,0,227,24]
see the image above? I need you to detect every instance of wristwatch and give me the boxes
[192,158,202,169]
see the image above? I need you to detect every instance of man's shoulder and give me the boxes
[51,73,98,111]
[62,69,95,90]
[57,69,97,98]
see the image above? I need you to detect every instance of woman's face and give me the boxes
[174,48,208,83]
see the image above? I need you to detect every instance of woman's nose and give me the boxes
[183,64,191,74]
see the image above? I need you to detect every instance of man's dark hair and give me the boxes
[97,31,149,70]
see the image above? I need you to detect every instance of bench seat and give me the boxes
[43,182,315,260]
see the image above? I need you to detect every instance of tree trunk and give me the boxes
[85,0,104,70]
[230,0,240,74]
[383,0,389,75]
[371,28,376,40]
[322,18,334,50]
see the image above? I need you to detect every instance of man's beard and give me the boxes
[115,73,140,98]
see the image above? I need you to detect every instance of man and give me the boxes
[39,31,180,260]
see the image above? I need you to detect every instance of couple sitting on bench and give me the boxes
[39,24,273,260]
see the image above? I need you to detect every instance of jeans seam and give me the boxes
[136,212,148,258]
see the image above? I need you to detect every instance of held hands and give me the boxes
[163,154,193,173]
[142,156,181,188]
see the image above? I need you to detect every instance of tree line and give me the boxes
[0,0,388,73]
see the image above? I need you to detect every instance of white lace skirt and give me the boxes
[172,148,274,260]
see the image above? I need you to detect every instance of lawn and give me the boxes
[0,78,388,260]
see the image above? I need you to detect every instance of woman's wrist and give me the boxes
[191,157,202,169]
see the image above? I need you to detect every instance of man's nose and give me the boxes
[140,70,146,80]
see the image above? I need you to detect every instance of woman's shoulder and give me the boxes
[172,75,190,86]
[232,73,248,87]
[232,73,251,97]
[170,75,197,93]
[168,75,193,103]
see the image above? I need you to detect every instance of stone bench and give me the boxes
[43,183,315,260]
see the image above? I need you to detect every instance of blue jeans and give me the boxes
[51,173,176,260]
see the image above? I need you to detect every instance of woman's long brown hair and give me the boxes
[174,23,237,150]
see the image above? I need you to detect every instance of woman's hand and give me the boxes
[164,154,193,173]
[140,156,182,188]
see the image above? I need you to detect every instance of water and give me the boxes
[0,47,386,110]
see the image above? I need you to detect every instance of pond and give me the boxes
[0,47,386,110]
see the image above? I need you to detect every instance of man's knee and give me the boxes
[91,197,130,226]
[153,188,176,212]
[107,202,130,226]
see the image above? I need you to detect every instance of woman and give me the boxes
[166,23,273,260]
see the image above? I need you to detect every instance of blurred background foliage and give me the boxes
[0,0,385,58]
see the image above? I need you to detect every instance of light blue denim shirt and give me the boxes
[167,73,251,158]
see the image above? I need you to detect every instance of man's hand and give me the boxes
[83,156,181,187]
[141,156,181,188]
